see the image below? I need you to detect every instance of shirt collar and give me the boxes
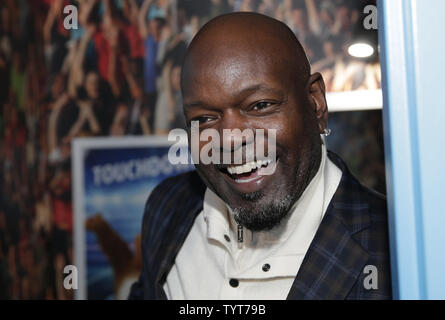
[202,188,232,247]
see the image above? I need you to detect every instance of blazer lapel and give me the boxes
[153,201,203,299]
[287,153,371,300]
[144,172,206,300]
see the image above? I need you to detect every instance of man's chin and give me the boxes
[240,190,264,202]
[229,193,295,231]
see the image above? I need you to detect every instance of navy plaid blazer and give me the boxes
[129,151,392,300]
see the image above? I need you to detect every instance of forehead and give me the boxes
[182,44,296,106]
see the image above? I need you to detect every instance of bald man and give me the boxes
[129,12,391,300]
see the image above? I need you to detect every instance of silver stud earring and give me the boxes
[322,128,332,137]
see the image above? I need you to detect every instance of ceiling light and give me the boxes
[348,42,375,58]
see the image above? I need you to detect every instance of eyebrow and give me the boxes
[184,84,282,109]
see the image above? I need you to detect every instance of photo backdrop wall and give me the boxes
[0,0,383,299]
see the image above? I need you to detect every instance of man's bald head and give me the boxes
[181,12,311,94]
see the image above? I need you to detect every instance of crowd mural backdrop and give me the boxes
[0,0,384,299]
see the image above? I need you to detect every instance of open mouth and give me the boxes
[219,158,277,184]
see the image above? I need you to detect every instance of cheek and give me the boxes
[254,111,307,154]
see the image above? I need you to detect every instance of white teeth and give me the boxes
[227,159,272,175]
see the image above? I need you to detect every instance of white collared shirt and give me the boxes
[163,144,342,300]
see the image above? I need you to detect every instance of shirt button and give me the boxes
[262,263,271,272]
[224,234,230,242]
[229,279,239,288]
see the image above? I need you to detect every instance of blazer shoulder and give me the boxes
[328,150,388,225]
[358,182,388,228]
[350,180,392,299]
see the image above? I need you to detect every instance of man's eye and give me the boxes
[191,116,215,124]
[252,102,273,111]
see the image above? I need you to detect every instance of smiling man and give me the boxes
[129,12,392,300]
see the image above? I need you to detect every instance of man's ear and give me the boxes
[308,72,328,134]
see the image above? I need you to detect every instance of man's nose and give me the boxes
[219,111,255,153]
